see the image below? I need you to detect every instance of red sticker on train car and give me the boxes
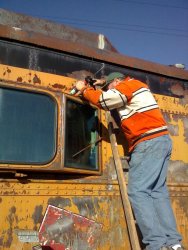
[38,205,103,250]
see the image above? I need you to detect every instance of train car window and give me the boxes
[0,87,57,164]
[64,98,99,170]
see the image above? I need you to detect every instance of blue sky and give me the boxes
[1,0,188,68]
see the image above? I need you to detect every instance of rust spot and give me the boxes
[0,197,2,203]
[7,68,11,74]
[48,197,71,208]
[168,124,179,136]
[32,205,43,230]
[183,117,188,143]
[52,83,66,89]
[4,182,11,187]
[172,113,180,122]
[10,206,16,214]
[163,112,171,123]
[33,74,41,84]
[178,196,188,217]
[7,206,18,225]
[5,228,13,248]
[4,206,17,248]
[72,197,97,217]
[170,83,184,97]
[17,77,23,82]
[0,237,3,246]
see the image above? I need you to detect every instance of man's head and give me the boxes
[103,72,125,90]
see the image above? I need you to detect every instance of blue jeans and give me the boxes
[127,135,182,250]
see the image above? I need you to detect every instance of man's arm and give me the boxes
[75,81,127,110]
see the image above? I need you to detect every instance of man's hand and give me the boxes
[75,80,86,91]
[93,79,106,86]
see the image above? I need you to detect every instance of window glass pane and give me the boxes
[0,87,57,164]
[64,99,98,170]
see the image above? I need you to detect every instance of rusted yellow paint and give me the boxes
[169,115,188,162]
[2,65,187,164]
[0,182,129,250]
[0,64,75,91]
[171,196,188,248]
[154,94,188,115]
[154,94,188,163]
[0,182,120,196]
[0,64,188,249]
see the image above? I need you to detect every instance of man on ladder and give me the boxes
[75,72,183,250]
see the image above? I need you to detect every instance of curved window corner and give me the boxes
[64,97,99,171]
[0,87,57,165]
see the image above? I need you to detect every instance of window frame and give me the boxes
[0,81,61,171]
[0,81,101,174]
[62,94,102,175]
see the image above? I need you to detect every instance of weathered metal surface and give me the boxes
[1,9,188,80]
[0,182,120,196]
[152,94,188,183]
[0,64,75,92]
[0,8,117,53]
[0,181,187,249]
[170,190,188,248]
[0,8,188,250]
[0,182,130,250]
[0,65,188,182]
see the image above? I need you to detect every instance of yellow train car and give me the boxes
[0,9,188,250]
